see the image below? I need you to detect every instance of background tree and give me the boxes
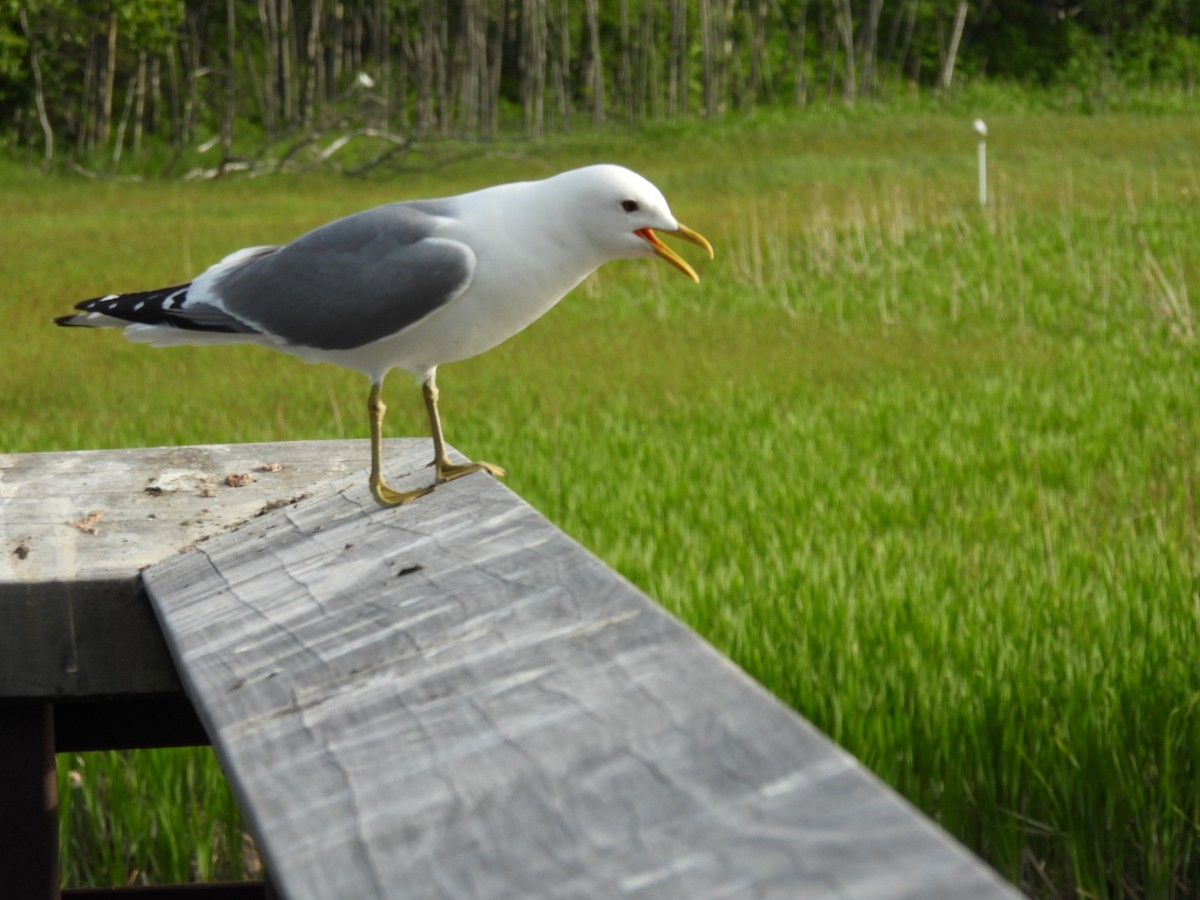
[1,0,1197,170]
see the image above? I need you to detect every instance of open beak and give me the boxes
[636,224,715,283]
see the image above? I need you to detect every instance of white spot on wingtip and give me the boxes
[133,301,145,311]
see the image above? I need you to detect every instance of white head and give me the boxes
[543,164,714,281]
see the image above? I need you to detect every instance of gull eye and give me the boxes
[621,199,639,213]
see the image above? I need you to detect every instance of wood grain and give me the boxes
[142,453,1022,900]
[0,440,427,697]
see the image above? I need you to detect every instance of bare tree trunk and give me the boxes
[584,0,605,125]
[521,0,546,139]
[940,0,969,89]
[559,0,572,129]
[182,10,203,145]
[379,0,398,131]
[148,54,162,137]
[330,0,344,107]
[831,0,856,100]
[698,0,733,116]
[79,38,95,151]
[113,70,137,164]
[303,0,325,125]
[223,0,237,154]
[721,0,735,112]
[280,0,297,124]
[699,0,716,116]
[618,0,632,123]
[786,0,810,105]
[133,50,148,154]
[456,0,481,133]
[667,0,687,117]
[547,0,571,130]
[398,1,415,131]
[416,0,435,134]
[259,0,280,137]
[485,0,505,137]
[858,0,883,95]
[17,8,53,169]
[641,0,659,119]
[165,43,182,147]
[409,0,448,135]
[893,0,920,81]
[884,0,910,81]
[97,5,119,146]
[245,44,269,132]
[819,1,838,101]
[746,0,769,107]
[370,1,384,129]
[435,12,449,134]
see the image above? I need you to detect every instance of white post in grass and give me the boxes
[973,118,988,206]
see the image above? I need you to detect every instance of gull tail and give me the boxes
[55,281,261,343]
[57,283,200,329]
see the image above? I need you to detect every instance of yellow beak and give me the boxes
[636,224,715,283]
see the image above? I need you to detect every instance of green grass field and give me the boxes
[5,109,1199,897]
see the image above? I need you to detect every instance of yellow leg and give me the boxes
[423,372,507,483]
[368,380,436,507]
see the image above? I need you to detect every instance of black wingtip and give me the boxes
[54,314,82,327]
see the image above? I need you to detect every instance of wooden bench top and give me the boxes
[3,442,1022,899]
[0,440,423,697]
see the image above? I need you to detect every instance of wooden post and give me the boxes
[0,703,58,900]
[974,117,989,206]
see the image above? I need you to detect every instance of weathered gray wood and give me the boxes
[142,455,1022,900]
[0,704,58,900]
[0,440,426,697]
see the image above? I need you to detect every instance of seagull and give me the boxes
[56,164,714,507]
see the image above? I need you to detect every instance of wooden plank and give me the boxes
[0,440,426,698]
[54,695,208,752]
[0,703,58,900]
[143,462,1022,900]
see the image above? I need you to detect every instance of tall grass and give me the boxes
[4,109,1198,897]
[57,749,256,885]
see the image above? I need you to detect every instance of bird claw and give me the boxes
[370,479,437,508]
[434,460,507,483]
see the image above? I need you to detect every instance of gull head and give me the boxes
[547,164,714,282]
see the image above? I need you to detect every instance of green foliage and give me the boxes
[0,1,28,107]
[5,109,1198,897]
[2,0,1200,172]
[115,0,185,52]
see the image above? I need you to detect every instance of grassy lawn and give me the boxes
[5,109,1199,897]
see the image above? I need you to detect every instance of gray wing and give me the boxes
[211,200,475,351]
